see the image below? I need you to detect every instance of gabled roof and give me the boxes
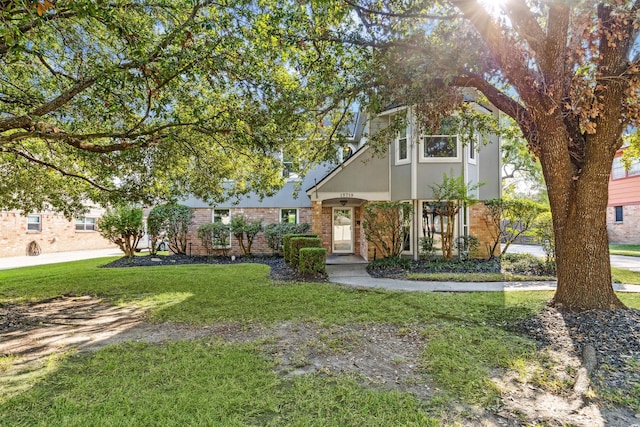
[305,143,370,194]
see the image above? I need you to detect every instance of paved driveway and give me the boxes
[0,248,122,270]
[507,244,640,271]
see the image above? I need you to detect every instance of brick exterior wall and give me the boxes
[187,207,313,256]
[0,210,114,257]
[607,204,640,244]
[469,202,501,259]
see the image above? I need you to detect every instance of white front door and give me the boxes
[332,208,354,253]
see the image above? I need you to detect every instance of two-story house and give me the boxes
[185,101,502,260]
[306,104,501,261]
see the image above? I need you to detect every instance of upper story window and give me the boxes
[628,158,640,176]
[27,215,41,232]
[612,156,640,179]
[281,208,298,224]
[395,123,409,165]
[281,150,300,181]
[76,217,96,231]
[612,157,626,179]
[419,119,460,162]
[468,135,477,164]
[420,135,460,161]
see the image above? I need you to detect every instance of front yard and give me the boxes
[1,258,639,426]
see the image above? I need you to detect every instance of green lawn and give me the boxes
[610,244,640,257]
[1,258,639,425]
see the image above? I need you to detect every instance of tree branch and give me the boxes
[343,0,461,20]
[0,146,116,193]
[448,0,545,111]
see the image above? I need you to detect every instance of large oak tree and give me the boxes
[0,0,363,216]
[326,0,640,311]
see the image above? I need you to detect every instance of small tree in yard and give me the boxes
[98,205,144,257]
[230,216,263,256]
[147,204,193,255]
[430,174,481,260]
[484,198,549,258]
[363,202,412,259]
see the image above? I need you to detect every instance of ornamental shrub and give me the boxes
[147,204,193,255]
[264,222,311,255]
[230,215,263,256]
[299,248,327,275]
[197,222,231,256]
[97,204,144,257]
[290,237,322,268]
[283,233,317,264]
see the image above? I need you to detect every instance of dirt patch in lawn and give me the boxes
[1,297,639,426]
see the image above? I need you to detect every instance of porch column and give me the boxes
[311,200,323,238]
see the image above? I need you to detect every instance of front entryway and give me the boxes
[332,208,354,253]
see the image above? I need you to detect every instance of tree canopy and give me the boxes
[323,0,640,310]
[0,0,365,216]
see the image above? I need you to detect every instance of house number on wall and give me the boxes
[340,193,354,198]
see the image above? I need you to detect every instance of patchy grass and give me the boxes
[1,258,639,424]
[610,244,640,257]
[0,259,550,326]
[422,323,538,406]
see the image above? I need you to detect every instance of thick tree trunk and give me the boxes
[542,131,626,311]
[553,205,626,311]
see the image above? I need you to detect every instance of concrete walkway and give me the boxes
[2,244,640,294]
[326,263,640,293]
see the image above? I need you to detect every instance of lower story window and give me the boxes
[281,208,298,224]
[213,209,231,247]
[76,217,96,231]
[615,206,623,222]
[27,215,41,232]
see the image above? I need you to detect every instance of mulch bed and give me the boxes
[101,254,327,282]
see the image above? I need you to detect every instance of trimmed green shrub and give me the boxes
[299,247,327,275]
[230,215,263,256]
[197,222,231,256]
[283,233,317,264]
[263,223,311,255]
[290,237,322,268]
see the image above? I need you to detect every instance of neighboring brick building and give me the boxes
[186,103,502,260]
[608,147,640,244]
[0,208,115,257]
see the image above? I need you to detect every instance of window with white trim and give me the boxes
[612,157,626,179]
[419,119,460,162]
[75,217,96,231]
[27,215,41,232]
[395,123,409,165]
[628,158,640,176]
[213,209,231,247]
[280,208,298,224]
[468,135,477,164]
